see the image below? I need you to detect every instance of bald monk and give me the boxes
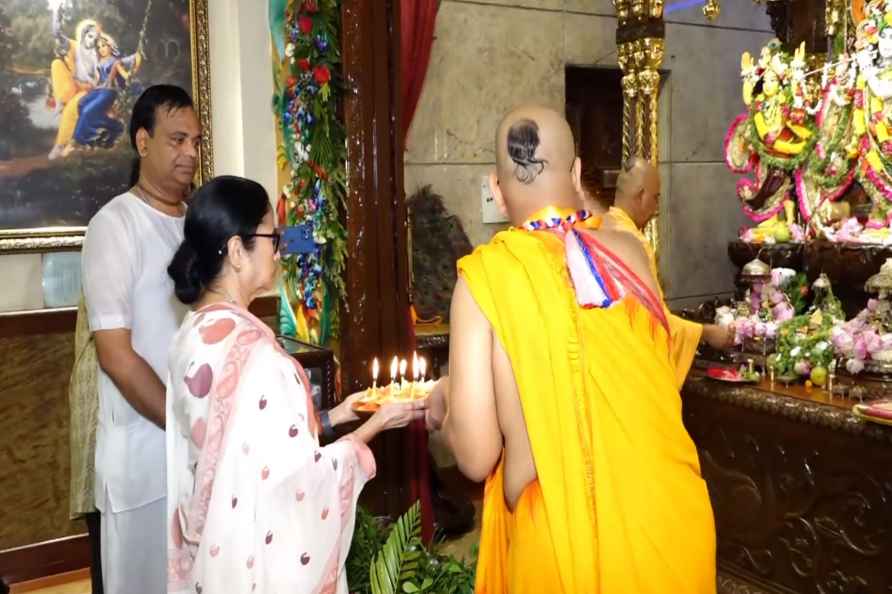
[426,106,716,593]
[602,156,734,368]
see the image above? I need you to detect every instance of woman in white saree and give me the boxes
[165,176,425,594]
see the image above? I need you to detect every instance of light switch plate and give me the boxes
[480,175,508,224]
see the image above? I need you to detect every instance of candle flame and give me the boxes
[390,356,398,381]
[399,358,407,379]
[412,351,419,380]
[372,357,379,381]
[419,357,427,379]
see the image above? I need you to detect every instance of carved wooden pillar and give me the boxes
[341,0,417,521]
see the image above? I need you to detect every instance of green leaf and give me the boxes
[420,577,433,590]
[402,583,419,593]
[369,502,422,594]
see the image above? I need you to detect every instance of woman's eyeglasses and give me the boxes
[247,231,282,253]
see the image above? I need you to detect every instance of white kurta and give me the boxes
[166,304,375,594]
[82,191,187,594]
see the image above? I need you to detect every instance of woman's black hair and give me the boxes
[168,175,271,304]
[128,85,194,186]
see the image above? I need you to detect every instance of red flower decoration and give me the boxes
[313,66,331,86]
[298,58,311,72]
[301,0,319,13]
[286,75,298,88]
[313,65,331,86]
[276,195,287,226]
[298,16,313,35]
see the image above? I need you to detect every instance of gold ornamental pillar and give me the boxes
[615,0,665,249]
[618,43,637,162]
[614,0,664,164]
[614,0,636,162]
[638,37,664,164]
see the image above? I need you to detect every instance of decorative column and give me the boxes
[638,37,664,164]
[618,43,637,163]
[614,0,664,164]
[615,0,665,250]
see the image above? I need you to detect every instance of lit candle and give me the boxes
[372,357,379,390]
[399,358,408,395]
[412,351,419,381]
[419,357,427,380]
[389,356,398,395]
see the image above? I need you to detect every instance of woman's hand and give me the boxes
[352,399,428,443]
[328,391,364,427]
[372,400,428,431]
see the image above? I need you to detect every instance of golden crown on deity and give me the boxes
[741,39,794,84]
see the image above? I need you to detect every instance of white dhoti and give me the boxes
[100,496,166,594]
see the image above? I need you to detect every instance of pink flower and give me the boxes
[868,298,880,312]
[854,338,869,361]
[794,360,812,376]
[770,289,785,305]
[773,303,794,322]
[831,327,854,353]
[865,331,883,354]
[765,323,778,339]
[754,322,766,338]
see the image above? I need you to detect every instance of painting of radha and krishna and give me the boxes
[0,0,210,251]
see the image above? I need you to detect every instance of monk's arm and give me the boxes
[440,277,503,482]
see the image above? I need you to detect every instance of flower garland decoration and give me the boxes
[273,0,347,344]
[769,310,836,378]
[715,268,801,345]
[768,278,844,380]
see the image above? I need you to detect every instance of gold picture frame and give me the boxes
[0,0,213,254]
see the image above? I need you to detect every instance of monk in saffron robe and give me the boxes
[601,156,734,386]
[426,106,717,594]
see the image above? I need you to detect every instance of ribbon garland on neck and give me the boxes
[522,208,593,231]
[519,206,668,331]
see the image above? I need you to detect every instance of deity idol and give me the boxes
[725,40,818,239]
[853,0,892,222]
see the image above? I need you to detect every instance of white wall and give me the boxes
[209,0,278,203]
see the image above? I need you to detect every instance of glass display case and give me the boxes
[277,335,337,411]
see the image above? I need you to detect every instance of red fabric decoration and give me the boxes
[400,0,439,144]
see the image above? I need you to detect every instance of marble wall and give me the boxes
[405,0,775,306]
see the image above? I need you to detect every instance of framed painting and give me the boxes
[0,0,212,254]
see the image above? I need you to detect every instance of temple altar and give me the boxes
[683,369,892,594]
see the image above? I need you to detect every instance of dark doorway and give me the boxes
[565,65,624,208]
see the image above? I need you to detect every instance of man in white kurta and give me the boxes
[81,85,201,594]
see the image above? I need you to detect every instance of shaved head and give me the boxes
[614,156,660,229]
[491,105,584,224]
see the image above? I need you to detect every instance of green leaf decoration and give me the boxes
[348,502,476,594]
[370,502,422,594]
